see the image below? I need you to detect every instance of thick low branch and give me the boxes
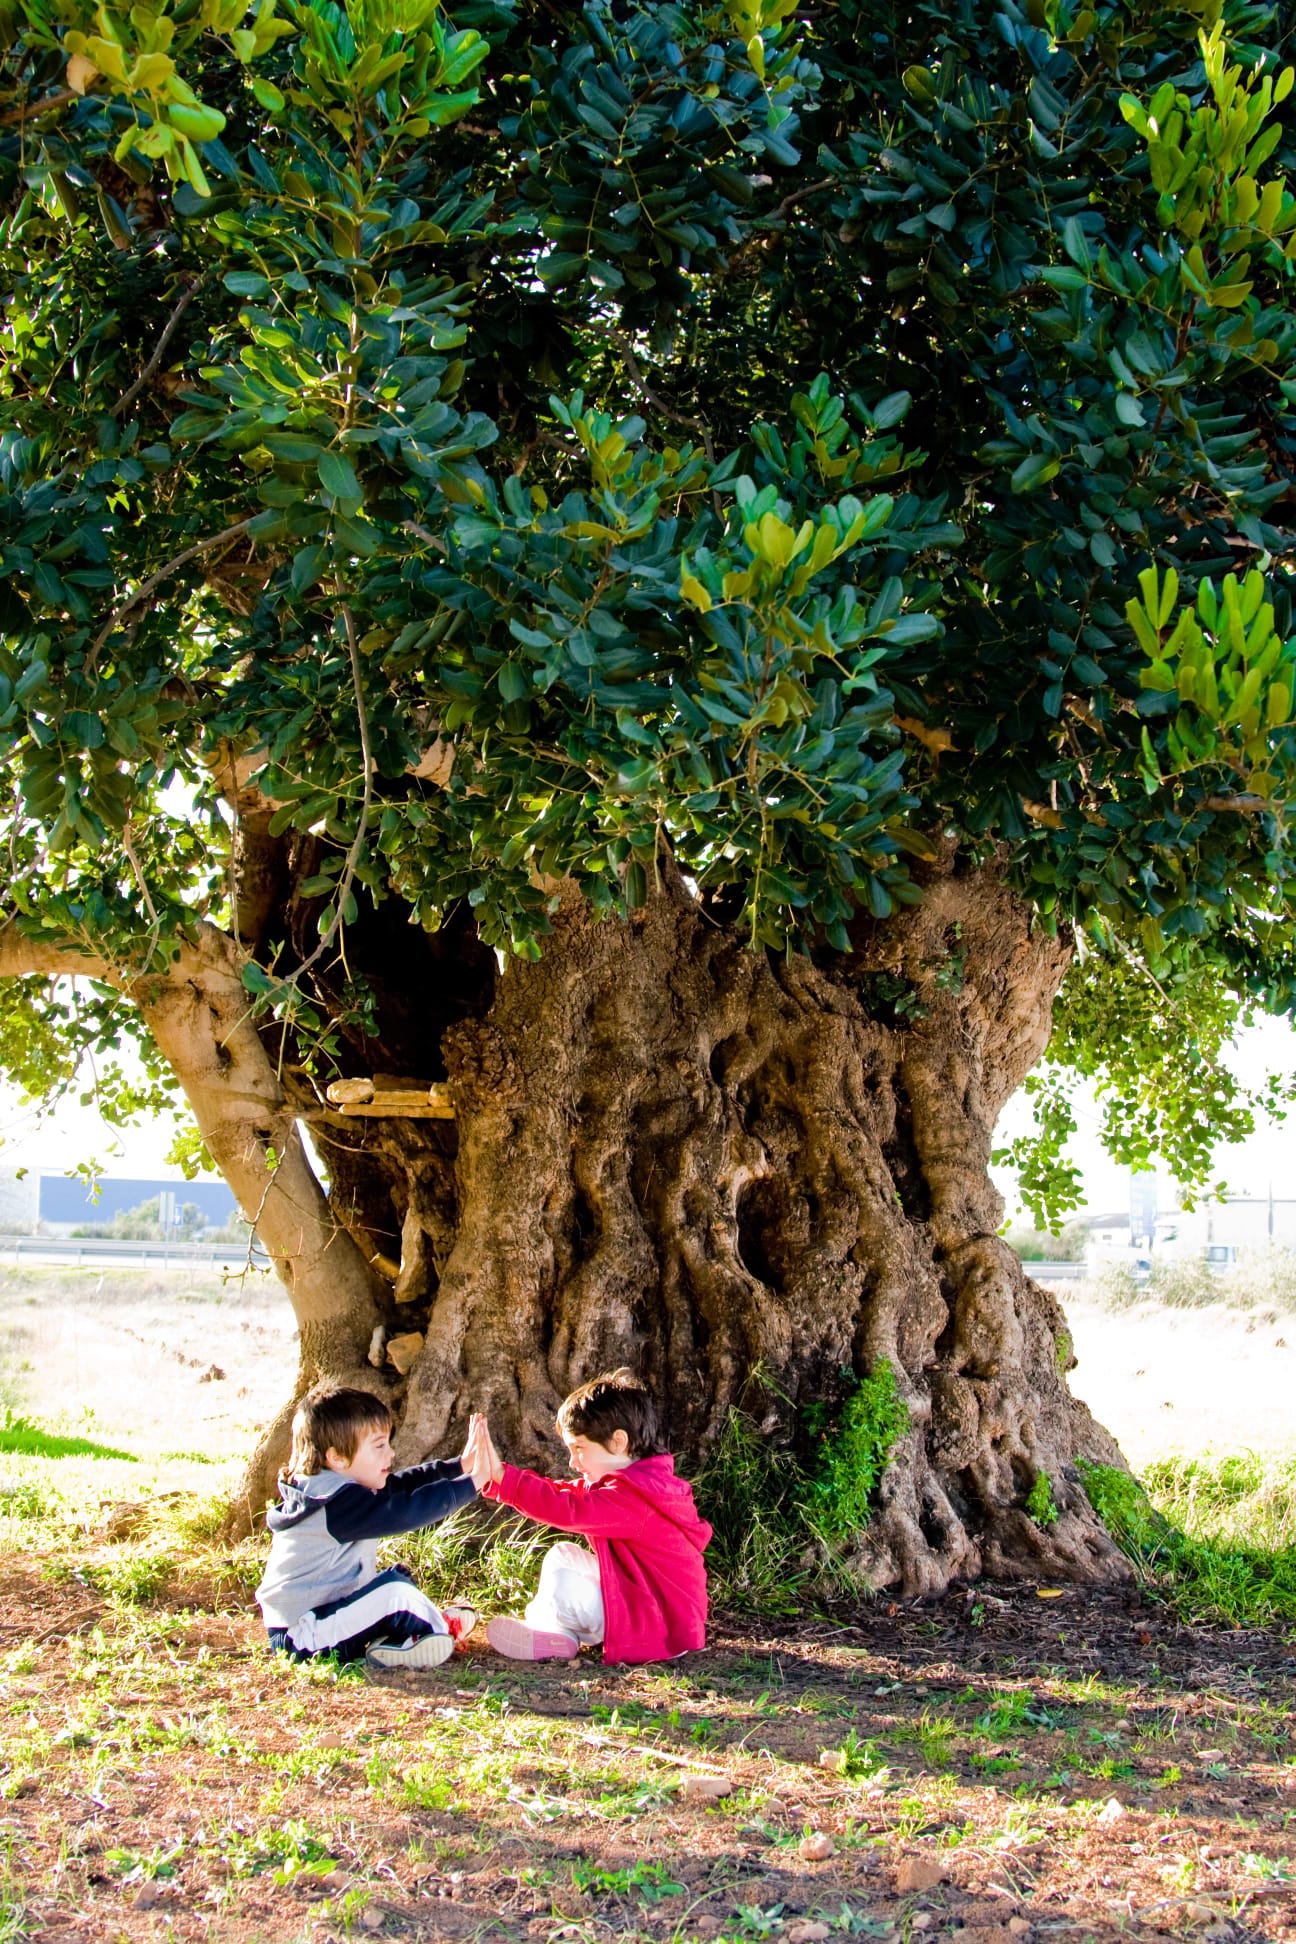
[0,921,110,980]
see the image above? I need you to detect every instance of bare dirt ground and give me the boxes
[1063,1295,1296,1468]
[5,1558,1296,1944]
[3,1270,1296,1944]
[0,1262,296,1461]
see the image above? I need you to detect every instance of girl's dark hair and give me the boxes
[288,1384,391,1476]
[558,1367,660,1459]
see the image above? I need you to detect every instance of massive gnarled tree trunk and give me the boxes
[296,857,1127,1593]
[2,857,1128,1587]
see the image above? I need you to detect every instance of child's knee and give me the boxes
[546,1540,597,1573]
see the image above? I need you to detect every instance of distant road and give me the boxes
[0,1234,272,1270]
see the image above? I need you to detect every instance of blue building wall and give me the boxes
[39,1176,239,1227]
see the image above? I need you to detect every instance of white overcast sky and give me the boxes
[3,1009,1295,1224]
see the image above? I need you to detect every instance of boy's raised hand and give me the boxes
[465,1412,504,1491]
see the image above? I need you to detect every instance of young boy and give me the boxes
[464,1368,711,1665]
[257,1383,477,1670]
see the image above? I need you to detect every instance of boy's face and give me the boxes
[326,1422,394,1491]
[561,1425,631,1481]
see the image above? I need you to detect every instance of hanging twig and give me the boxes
[90,516,258,659]
[110,275,206,419]
[0,90,75,126]
[291,602,374,982]
[587,322,716,465]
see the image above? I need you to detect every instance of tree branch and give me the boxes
[90,517,258,659]
[0,921,111,980]
[291,603,374,982]
[1201,792,1269,813]
[587,324,716,465]
[111,276,206,420]
[0,90,75,126]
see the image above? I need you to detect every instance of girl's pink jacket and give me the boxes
[483,1453,712,1664]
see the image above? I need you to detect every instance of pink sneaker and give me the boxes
[487,1617,580,1661]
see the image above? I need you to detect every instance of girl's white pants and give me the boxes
[525,1541,605,1644]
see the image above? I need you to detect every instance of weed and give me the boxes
[397,1764,457,1812]
[804,1360,910,1548]
[1080,1459,1296,1627]
[104,1840,184,1884]
[0,1841,28,1944]
[1243,1854,1296,1881]
[693,1408,811,1612]
[0,1482,48,1521]
[90,1552,175,1605]
[824,1727,891,1785]
[915,1710,959,1771]
[572,1858,684,1902]
[211,1819,339,1883]
[1026,1472,1059,1529]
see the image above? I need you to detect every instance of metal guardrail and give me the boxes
[0,1234,271,1269]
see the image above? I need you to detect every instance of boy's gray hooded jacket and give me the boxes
[256,1458,476,1630]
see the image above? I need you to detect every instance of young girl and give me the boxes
[464,1368,711,1664]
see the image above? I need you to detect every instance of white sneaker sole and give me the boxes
[366,1632,455,1670]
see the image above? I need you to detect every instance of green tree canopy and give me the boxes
[1,0,1295,1212]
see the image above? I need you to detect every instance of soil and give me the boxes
[3,1557,1295,1944]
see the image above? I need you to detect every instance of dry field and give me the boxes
[2,1267,1295,1944]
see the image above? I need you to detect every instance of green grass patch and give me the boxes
[694,1362,910,1610]
[1081,1456,1296,1627]
[0,1410,136,1462]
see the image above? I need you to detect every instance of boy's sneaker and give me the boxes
[442,1602,479,1642]
[487,1617,580,1661]
[366,1631,456,1671]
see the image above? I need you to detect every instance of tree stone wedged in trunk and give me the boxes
[339,861,1128,1595]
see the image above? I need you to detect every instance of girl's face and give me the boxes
[561,1425,631,1481]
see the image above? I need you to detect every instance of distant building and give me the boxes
[1081,1172,1296,1272]
[36,1174,239,1238]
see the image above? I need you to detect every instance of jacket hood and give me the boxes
[266,1469,352,1533]
[614,1454,713,1552]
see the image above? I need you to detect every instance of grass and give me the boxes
[1082,1455,1296,1628]
[0,1409,136,1462]
[6,1419,1296,1943]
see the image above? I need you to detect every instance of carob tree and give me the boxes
[1,0,1295,1585]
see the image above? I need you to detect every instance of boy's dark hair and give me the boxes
[558,1367,660,1459]
[288,1384,391,1476]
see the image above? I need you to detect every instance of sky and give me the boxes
[4,1010,1295,1229]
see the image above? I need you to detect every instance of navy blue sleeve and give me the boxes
[385,1457,469,1496]
[323,1468,478,1542]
